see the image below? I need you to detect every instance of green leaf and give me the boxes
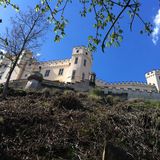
[35,5,40,12]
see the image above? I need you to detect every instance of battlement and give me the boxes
[72,46,93,60]
[96,79,152,86]
[73,45,89,50]
[38,59,71,67]
[96,79,157,93]
[145,69,160,77]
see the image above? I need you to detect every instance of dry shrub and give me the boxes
[106,95,114,105]
[0,87,26,97]
[1,92,160,160]
[76,92,88,98]
[53,94,83,110]
[41,88,51,98]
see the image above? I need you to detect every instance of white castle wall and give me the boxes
[36,59,71,82]
[97,79,160,100]
[96,80,157,92]
[103,87,160,101]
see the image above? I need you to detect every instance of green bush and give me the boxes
[106,95,114,105]
[89,88,104,97]
[144,100,160,109]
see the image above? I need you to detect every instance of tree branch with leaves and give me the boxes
[0,0,154,52]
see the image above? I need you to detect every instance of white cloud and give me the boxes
[152,9,160,45]
[36,53,41,57]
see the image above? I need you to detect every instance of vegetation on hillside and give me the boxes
[0,89,160,160]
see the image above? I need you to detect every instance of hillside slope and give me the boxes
[0,91,160,160]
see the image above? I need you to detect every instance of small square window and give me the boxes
[86,52,88,55]
[44,70,50,77]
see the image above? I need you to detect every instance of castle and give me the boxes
[0,46,92,84]
[0,46,160,100]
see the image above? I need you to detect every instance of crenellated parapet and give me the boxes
[96,79,158,93]
[145,69,160,76]
[38,59,71,67]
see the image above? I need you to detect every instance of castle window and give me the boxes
[86,52,88,55]
[75,57,78,64]
[25,74,28,77]
[71,70,76,80]
[44,70,50,77]
[39,66,42,71]
[82,73,85,81]
[4,64,7,68]
[58,68,64,75]
[84,59,87,66]
[0,74,2,79]
[76,50,79,53]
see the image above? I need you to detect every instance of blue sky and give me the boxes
[0,0,160,83]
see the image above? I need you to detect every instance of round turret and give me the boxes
[66,46,93,83]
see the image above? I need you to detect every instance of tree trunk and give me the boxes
[2,53,21,99]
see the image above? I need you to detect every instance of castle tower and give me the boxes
[0,50,33,83]
[66,46,92,83]
[145,70,160,92]
[14,50,33,80]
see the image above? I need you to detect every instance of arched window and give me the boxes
[75,57,78,64]
[58,68,64,75]
[44,70,50,77]
[84,59,87,66]
[71,70,76,80]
